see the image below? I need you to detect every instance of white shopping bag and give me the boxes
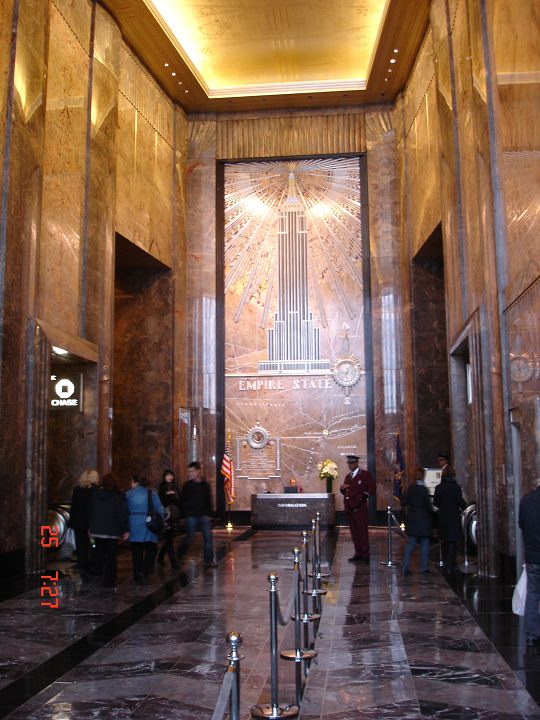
[512,565,527,616]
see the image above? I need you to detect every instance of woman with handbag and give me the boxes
[88,473,129,588]
[127,475,164,586]
[157,468,181,569]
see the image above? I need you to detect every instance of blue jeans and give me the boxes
[179,515,214,563]
[403,535,430,573]
[525,563,540,641]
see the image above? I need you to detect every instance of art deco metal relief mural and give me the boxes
[224,157,368,506]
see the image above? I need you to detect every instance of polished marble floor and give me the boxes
[0,528,538,719]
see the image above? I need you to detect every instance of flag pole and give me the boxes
[225,429,233,531]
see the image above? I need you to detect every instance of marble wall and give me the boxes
[0,0,186,571]
[0,0,49,565]
[396,0,540,573]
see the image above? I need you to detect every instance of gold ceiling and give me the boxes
[143,0,389,97]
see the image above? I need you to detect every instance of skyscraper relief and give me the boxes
[259,174,330,374]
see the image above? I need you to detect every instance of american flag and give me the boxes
[393,431,405,503]
[221,441,236,506]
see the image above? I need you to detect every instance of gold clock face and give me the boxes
[332,357,361,388]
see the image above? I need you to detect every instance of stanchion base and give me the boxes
[280,648,317,661]
[379,560,398,567]
[251,703,299,718]
[458,562,477,574]
[307,572,331,579]
[295,612,321,623]
[303,588,327,596]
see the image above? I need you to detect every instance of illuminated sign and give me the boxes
[50,373,83,410]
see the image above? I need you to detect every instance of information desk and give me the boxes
[251,493,336,529]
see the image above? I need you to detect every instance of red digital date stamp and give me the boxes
[40,525,59,609]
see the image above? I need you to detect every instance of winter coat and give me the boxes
[433,477,466,541]
[519,486,540,564]
[88,488,129,538]
[68,486,94,531]
[181,479,213,517]
[158,480,182,524]
[402,483,432,538]
[127,485,164,543]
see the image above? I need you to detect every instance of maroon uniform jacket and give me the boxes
[342,469,376,513]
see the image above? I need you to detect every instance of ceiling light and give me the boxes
[384,78,388,82]
[394,49,399,53]
[185,89,189,93]
[390,58,396,64]
[388,69,392,73]
[164,62,169,67]
[52,346,68,355]
[178,81,183,85]
[172,72,176,76]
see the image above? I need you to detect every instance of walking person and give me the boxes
[519,478,540,648]
[68,468,99,576]
[433,462,466,575]
[402,467,433,575]
[127,475,164,586]
[157,468,181,569]
[177,461,217,568]
[88,473,129,588]
[339,454,376,564]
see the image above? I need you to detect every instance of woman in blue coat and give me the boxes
[127,476,164,585]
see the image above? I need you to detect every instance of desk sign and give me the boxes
[50,372,83,410]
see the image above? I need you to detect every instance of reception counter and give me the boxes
[251,493,336,529]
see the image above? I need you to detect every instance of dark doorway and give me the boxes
[113,235,173,486]
[411,225,451,466]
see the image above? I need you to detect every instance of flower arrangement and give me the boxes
[317,459,338,480]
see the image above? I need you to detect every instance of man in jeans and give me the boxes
[519,478,540,648]
[178,461,217,568]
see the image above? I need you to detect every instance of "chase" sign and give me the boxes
[50,373,83,410]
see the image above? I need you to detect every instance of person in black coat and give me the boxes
[88,473,129,587]
[402,467,433,575]
[157,469,181,569]
[519,480,540,647]
[433,465,466,574]
[68,468,99,573]
[177,461,217,568]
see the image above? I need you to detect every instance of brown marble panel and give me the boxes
[38,2,90,335]
[0,0,15,198]
[113,267,173,486]
[86,4,120,472]
[115,95,136,242]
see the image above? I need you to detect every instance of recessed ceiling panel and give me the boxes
[144,0,389,96]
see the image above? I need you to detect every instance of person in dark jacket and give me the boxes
[177,461,216,568]
[68,468,99,574]
[402,467,433,575]
[127,476,164,586]
[519,480,540,647]
[433,464,466,574]
[157,469,181,569]
[88,474,129,587]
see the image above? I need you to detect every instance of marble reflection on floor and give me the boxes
[299,530,540,720]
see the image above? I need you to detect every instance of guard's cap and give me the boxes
[346,454,359,463]
[437,453,450,461]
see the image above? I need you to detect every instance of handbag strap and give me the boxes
[147,490,154,514]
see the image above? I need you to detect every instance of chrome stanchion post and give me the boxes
[251,573,298,719]
[300,531,320,648]
[310,519,326,615]
[280,548,316,706]
[379,505,397,567]
[438,538,444,568]
[227,631,243,720]
[315,511,329,580]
